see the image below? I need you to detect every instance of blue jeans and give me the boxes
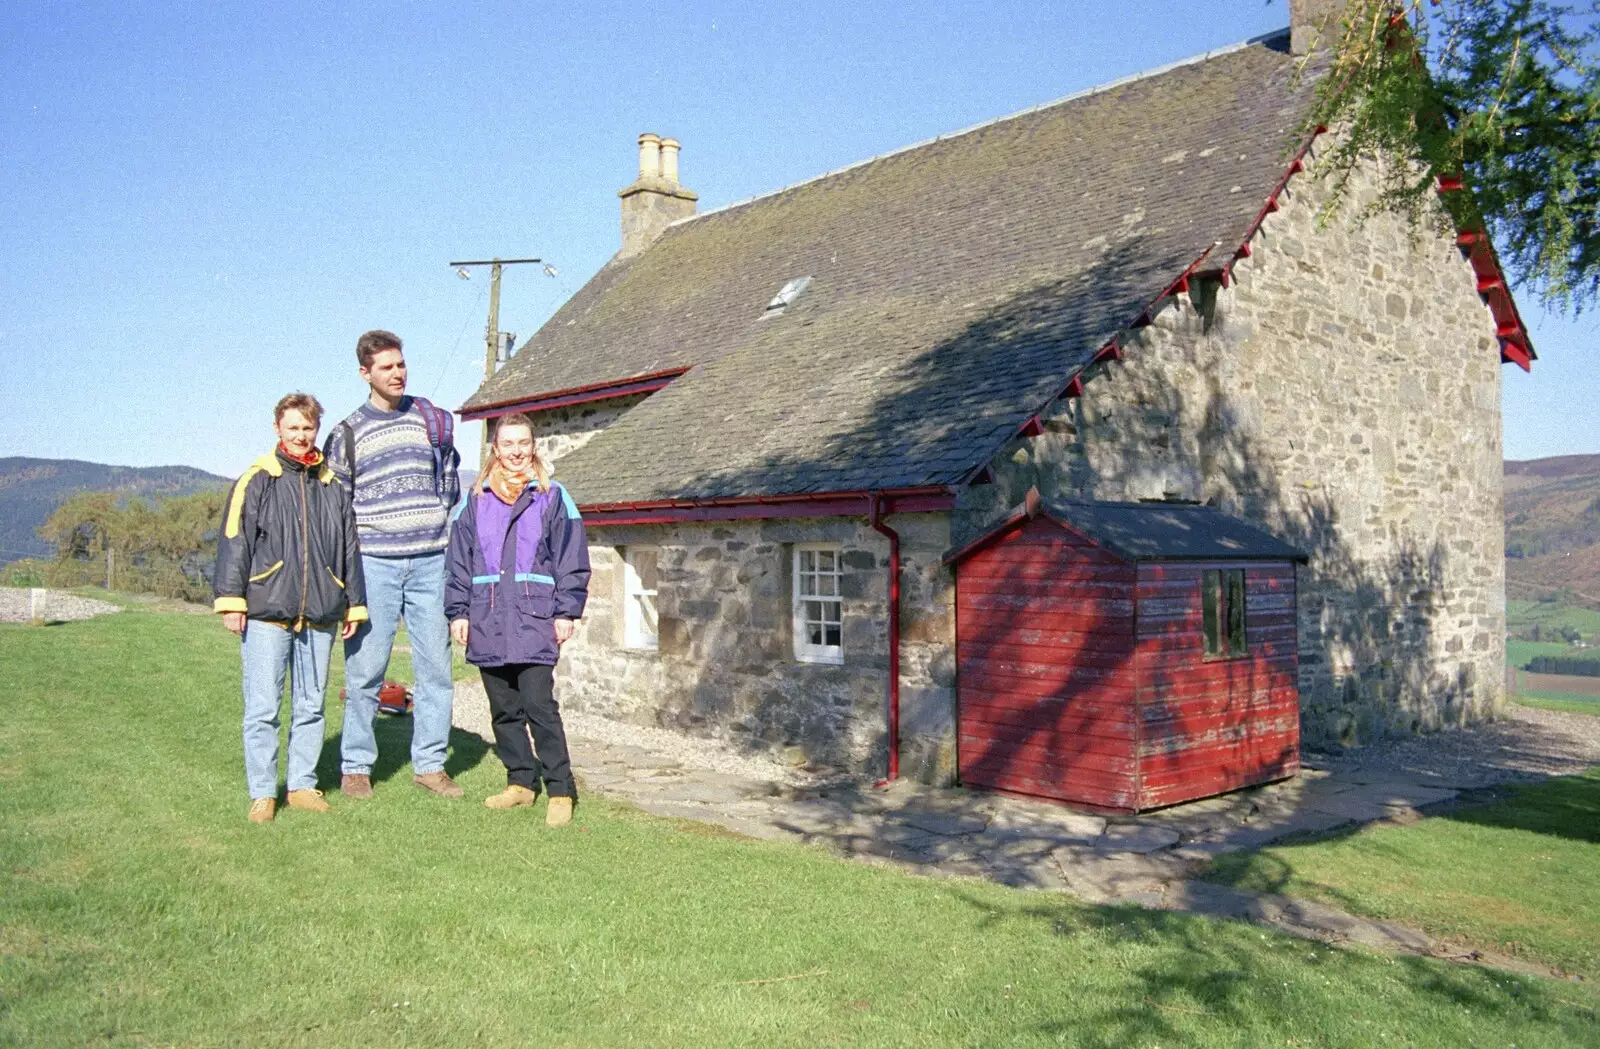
[340,550,453,776]
[242,620,334,799]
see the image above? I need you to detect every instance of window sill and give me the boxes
[794,649,845,667]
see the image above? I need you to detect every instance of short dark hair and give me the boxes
[356,330,403,369]
[274,392,323,426]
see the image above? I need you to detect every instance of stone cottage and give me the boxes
[460,7,1533,786]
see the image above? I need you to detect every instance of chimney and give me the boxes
[1290,0,1348,55]
[618,131,698,258]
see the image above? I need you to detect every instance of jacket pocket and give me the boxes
[249,560,284,583]
[512,574,556,619]
[325,566,345,589]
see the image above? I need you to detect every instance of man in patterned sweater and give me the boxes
[324,330,464,799]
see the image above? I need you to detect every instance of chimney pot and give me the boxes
[659,138,681,185]
[637,132,662,181]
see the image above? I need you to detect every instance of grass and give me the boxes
[1506,600,1600,644]
[1204,771,1600,982]
[1513,690,1600,716]
[4,612,1599,1047]
[1506,637,1580,670]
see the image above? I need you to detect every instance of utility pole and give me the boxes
[450,257,542,470]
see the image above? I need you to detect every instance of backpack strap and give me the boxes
[409,396,459,505]
[341,421,357,485]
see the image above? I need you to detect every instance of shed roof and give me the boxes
[466,32,1322,506]
[945,492,1307,565]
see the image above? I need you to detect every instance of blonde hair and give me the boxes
[490,413,550,491]
[273,392,323,426]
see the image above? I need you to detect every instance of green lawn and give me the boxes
[3,611,1599,1048]
[1513,690,1600,716]
[1506,600,1600,644]
[1506,637,1579,670]
[1204,771,1600,981]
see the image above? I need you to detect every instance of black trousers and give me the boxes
[478,663,575,798]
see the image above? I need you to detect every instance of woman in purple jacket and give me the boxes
[445,413,591,827]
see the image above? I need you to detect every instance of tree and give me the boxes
[37,489,227,601]
[1301,0,1600,310]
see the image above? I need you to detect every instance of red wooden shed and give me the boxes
[944,491,1306,812]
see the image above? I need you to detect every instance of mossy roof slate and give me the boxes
[463,31,1314,506]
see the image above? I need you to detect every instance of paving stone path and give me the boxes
[453,682,1590,978]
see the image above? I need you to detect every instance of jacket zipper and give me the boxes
[295,467,310,630]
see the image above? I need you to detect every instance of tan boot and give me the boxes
[485,784,538,810]
[413,771,464,798]
[546,796,574,828]
[286,789,332,813]
[248,797,276,823]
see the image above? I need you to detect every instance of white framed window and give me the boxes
[792,544,843,665]
[622,547,659,650]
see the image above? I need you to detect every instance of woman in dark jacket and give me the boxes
[214,393,366,823]
[445,412,590,827]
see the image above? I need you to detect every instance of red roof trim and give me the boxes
[579,486,957,526]
[458,367,691,420]
[941,486,1043,565]
[1443,175,1536,371]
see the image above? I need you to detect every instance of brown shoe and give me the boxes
[341,773,373,799]
[248,797,276,823]
[286,789,332,813]
[546,796,574,827]
[414,770,464,798]
[485,784,538,810]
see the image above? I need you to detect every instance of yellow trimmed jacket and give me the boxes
[213,448,368,628]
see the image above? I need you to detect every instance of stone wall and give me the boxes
[960,154,1507,747]
[526,394,651,466]
[554,513,958,781]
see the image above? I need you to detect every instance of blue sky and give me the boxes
[1,0,1592,478]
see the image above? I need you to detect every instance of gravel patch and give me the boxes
[0,587,120,623]
[452,681,822,787]
[1307,704,1600,787]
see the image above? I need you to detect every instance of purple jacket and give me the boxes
[444,480,591,667]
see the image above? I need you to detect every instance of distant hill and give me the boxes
[1504,454,1600,607]
[0,457,230,566]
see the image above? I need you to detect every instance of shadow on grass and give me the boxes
[943,887,1592,1047]
[1443,769,1600,845]
[315,718,491,789]
[1203,769,1600,904]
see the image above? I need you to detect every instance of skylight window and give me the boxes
[763,275,812,317]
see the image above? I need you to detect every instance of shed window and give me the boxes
[1202,569,1247,658]
[793,544,843,664]
[623,547,659,650]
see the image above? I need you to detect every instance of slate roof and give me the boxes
[463,30,1317,507]
[1039,500,1308,563]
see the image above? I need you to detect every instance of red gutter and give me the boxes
[869,493,901,785]
[579,485,955,525]
[458,367,691,421]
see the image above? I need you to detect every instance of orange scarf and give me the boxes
[485,458,537,505]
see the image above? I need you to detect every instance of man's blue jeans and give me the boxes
[242,621,334,799]
[340,550,453,777]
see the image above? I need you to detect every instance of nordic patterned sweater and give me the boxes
[323,399,457,558]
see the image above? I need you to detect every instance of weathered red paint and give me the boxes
[954,516,1300,812]
[580,486,955,525]
[458,367,691,421]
